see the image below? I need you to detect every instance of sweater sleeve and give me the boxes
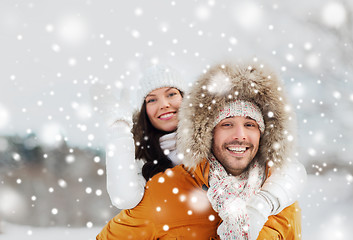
[259,201,302,240]
[261,159,307,215]
[106,121,146,209]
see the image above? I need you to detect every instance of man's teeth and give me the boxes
[227,147,246,153]
[160,113,174,119]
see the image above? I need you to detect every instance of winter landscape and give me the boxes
[1,0,352,239]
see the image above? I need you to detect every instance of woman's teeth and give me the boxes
[159,113,174,119]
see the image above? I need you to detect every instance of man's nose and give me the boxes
[232,125,246,141]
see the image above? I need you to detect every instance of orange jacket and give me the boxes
[97,160,301,240]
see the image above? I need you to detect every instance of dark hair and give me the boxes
[132,90,183,181]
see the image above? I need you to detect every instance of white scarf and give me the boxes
[159,132,181,166]
[207,156,265,239]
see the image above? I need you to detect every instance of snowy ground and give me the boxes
[0,222,102,240]
[1,173,352,240]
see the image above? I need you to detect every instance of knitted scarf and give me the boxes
[207,155,265,239]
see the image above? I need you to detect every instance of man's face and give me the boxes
[211,116,261,176]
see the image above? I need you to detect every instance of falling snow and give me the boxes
[321,1,347,28]
[0,0,353,239]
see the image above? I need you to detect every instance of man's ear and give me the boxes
[211,127,215,135]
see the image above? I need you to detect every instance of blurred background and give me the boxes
[0,0,352,239]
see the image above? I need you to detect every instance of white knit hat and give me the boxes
[137,64,186,106]
[214,100,265,133]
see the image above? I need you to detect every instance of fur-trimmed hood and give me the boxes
[177,62,296,170]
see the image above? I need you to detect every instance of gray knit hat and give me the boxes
[137,64,186,106]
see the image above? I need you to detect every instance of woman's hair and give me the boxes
[132,90,183,181]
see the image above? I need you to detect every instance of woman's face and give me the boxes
[145,87,182,132]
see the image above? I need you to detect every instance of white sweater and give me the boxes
[106,122,307,211]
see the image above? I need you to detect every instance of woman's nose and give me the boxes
[159,97,170,109]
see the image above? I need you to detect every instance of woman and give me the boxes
[105,64,185,209]
[105,64,307,237]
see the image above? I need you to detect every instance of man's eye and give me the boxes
[168,92,177,97]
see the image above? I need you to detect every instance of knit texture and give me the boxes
[137,65,186,106]
[207,156,265,239]
[159,132,181,166]
[214,100,265,133]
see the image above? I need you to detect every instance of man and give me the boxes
[97,62,303,239]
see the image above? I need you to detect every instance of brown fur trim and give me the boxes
[177,62,297,170]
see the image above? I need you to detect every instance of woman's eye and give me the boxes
[221,123,232,127]
[245,123,256,127]
[146,98,156,103]
[168,92,177,97]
